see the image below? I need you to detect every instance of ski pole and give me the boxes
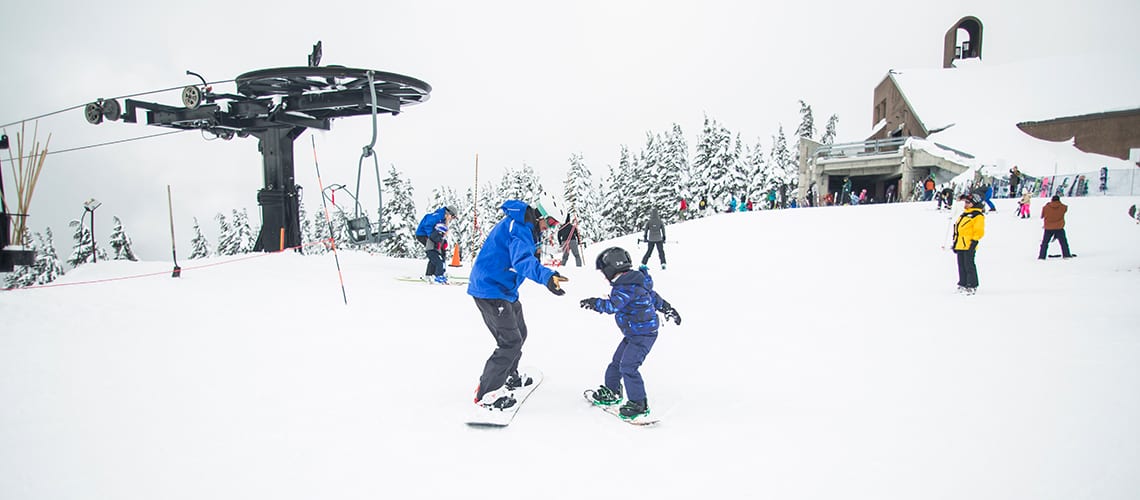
[312,136,349,305]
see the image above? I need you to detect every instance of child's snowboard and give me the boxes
[465,368,543,428]
[582,389,660,426]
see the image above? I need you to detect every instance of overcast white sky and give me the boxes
[2,0,1138,260]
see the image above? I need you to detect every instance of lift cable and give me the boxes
[2,129,192,163]
[0,79,236,130]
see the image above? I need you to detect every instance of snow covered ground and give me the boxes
[3,196,1140,500]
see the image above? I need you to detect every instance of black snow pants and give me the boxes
[473,297,528,400]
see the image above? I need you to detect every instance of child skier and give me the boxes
[580,247,682,420]
[1018,190,1032,219]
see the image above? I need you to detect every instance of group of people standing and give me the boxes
[416,193,677,422]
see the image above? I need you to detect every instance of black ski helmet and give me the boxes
[595,247,632,280]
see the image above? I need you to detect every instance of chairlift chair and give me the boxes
[322,183,393,245]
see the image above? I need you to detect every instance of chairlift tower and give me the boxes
[84,42,431,251]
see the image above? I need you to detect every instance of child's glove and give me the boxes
[638,264,649,272]
[580,298,600,311]
[546,273,568,296]
[662,305,682,325]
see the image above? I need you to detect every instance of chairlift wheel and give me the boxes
[182,85,203,109]
[84,102,104,124]
[101,99,121,121]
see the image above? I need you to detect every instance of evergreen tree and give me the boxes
[214,212,237,256]
[691,114,737,210]
[468,180,499,258]
[499,163,543,204]
[378,164,419,259]
[298,200,314,251]
[628,133,658,228]
[770,125,796,207]
[796,100,816,140]
[745,138,769,204]
[3,227,37,288]
[107,216,138,261]
[820,114,839,145]
[232,209,256,253]
[601,146,637,237]
[189,217,211,259]
[66,217,104,267]
[728,132,751,203]
[562,153,604,244]
[652,124,688,223]
[34,228,65,285]
[307,209,331,254]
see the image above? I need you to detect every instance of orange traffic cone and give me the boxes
[449,244,462,267]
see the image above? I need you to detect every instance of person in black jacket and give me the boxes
[557,213,582,267]
[640,208,667,269]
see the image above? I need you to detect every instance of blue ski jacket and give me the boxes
[466,200,556,302]
[416,207,449,238]
[591,269,668,336]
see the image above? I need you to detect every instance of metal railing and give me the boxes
[814,137,908,160]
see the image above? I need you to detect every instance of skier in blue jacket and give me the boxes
[468,193,569,411]
[580,247,682,420]
[415,206,455,280]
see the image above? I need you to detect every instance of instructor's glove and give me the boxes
[580,297,600,311]
[661,305,682,326]
[546,273,568,296]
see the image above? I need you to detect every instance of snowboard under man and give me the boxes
[580,247,682,420]
[467,192,569,411]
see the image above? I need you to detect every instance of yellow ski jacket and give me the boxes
[953,208,985,252]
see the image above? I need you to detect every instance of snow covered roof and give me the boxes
[886,52,1140,177]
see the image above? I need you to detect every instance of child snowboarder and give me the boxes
[580,247,682,420]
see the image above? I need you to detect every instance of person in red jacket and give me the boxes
[1038,195,1073,259]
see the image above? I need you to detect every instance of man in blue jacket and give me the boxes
[415,206,455,280]
[468,193,568,410]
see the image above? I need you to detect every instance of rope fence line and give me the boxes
[1,238,333,293]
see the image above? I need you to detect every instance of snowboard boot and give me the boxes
[619,398,649,420]
[505,372,533,390]
[965,287,977,296]
[475,386,516,410]
[591,385,622,406]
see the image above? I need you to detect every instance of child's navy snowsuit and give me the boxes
[588,268,669,403]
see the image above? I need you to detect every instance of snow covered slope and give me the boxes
[3,196,1140,499]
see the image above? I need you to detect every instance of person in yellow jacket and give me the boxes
[952,193,986,295]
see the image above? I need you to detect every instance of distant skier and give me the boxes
[557,213,582,267]
[415,206,455,281]
[467,193,569,411]
[937,187,954,210]
[983,184,997,212]
[1008,166,1022,197]
[580,247,682,420]
[1017,190,1032,219]
[640,208,667,269]
[841,177,853,205]
[952,193,986,295]
[1038,195,1074,260]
